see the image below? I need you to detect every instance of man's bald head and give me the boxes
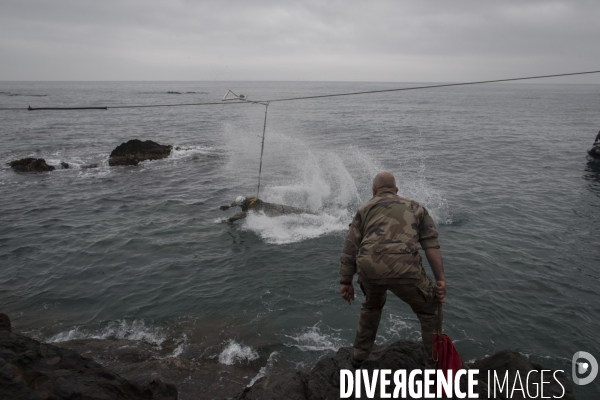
[372,172,398,195]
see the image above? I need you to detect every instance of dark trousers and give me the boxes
[353,274,439,361]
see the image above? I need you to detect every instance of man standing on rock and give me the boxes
[338,172,446,368]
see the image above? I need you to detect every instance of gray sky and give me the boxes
[1,0,599,82]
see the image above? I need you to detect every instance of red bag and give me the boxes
[432,304,462,397]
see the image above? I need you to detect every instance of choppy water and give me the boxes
[1,81,599,398]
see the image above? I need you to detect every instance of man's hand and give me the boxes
[219,205,230,211]
[340,284,355,305]
[435,281,446,303]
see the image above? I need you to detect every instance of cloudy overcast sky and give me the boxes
[1,0,599,82]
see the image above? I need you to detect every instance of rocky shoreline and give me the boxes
[0,313,177,400]
[236,340,574,400]
[1,312,575,400]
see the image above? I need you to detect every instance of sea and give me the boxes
[1,81,599,399]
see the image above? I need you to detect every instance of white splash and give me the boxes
[168,333,189,358]
[224,128,451,243]
[47,320,166,346]
[218,340,259,365]
[248,351,279,387]
[397,178,452,225]
[284,323,347,352]
[380,313,421,343]
[232,139,381,244]
[242,210,350,245]
[169,145,214,160]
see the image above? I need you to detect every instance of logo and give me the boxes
[572,351,598,386]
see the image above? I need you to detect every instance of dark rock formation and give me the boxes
[8,158,55,172]
[588,145,600,159]
[235,340,574,400]
[0,313,177,400]
[58,334,265,400]
[1,309,575,400]
[60,162,69,169]
[109,140,173,166]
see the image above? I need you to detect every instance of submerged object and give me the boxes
[587,145,600,159]
[220,196,315,222]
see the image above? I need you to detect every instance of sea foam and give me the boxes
[47,319,166,346]
[218,339,259,365]
[284,323,347,352]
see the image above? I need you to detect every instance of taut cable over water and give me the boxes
[3,69,600,197]
[218,69,600,198]
[222,90,270,197]
[1,69,599,112]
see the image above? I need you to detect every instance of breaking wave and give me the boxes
[47,319,166,346]
[218,339,259,365]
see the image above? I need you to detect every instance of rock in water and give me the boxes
[0,313,177,400]
[108,139,172,166]
[588,146,600,159]
[235,340,574,400]
[8,158,55,172]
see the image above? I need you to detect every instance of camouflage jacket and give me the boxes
[339,188,439,282]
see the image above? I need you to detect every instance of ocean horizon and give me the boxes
[1,80,599,399]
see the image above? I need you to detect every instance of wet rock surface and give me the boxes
[109,139,172,166]
[29,315,275,400]
[235,340,574,400]
[2,310,575,400]
[0,314,177,400]
[8,158,56,172]
[59,338,263,400]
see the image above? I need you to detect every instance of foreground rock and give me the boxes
[109,139,172,166]
[588,145,600,159]
[7,158,55,172]
[56,331,270,400]
[0,314,177,400]
[17,315,271,400]
[1,310,575,400]
[235,340,574,400]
